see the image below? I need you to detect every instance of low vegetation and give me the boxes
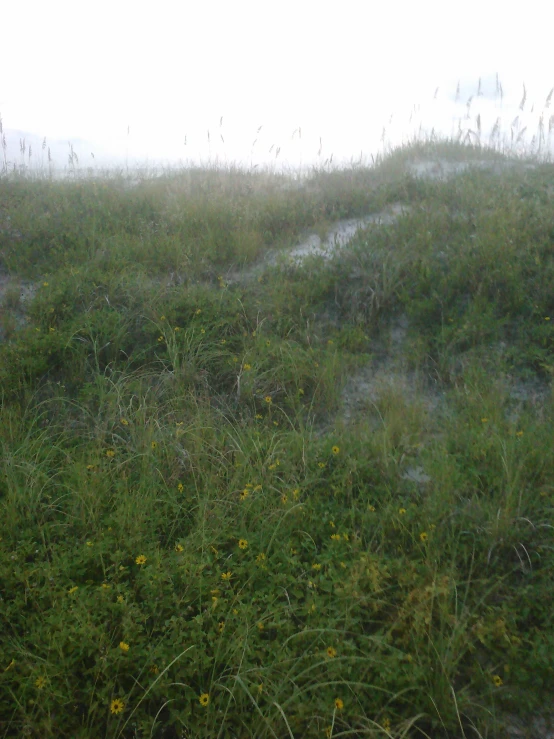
[1,103,553,737]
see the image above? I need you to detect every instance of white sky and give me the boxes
[1,0,553,169]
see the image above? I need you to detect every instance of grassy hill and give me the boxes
[1,136,553,738]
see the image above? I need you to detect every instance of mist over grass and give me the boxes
[0,103,553,738]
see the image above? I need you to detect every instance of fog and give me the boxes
[1,0,553,172]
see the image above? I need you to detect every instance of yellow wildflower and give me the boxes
[110,698,125,714]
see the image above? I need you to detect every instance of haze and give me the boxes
[1,0,553,171]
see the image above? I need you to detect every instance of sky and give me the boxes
[1,0,553,171]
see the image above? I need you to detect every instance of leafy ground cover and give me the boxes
[1,134,553,738]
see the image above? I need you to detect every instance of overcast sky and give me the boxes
[1,0,553,170]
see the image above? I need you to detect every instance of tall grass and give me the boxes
[0,79,553,738]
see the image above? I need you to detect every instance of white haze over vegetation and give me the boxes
[1,0,553,173]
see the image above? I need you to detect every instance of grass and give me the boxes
[1,82,554,738]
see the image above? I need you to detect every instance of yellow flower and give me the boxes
[312,563,321,571]
[86,541,93,547]
[174,326,180,332]
[334,698,344,711]
[331,445,340,455]
[239,489,249,501]
[160,315,166,321]
[281,494,288,504]
[238,539,248,550]
[257,621,265,631]
[398,507,407,515]
[117,595,124,603]
[42,281,49,287]
[221,571,232,581]
[106,449,115,458]
[195,309,202,315]
[318,462,326,469]
[150,665,159,674]
[292,488,300,500]
[200,328,206,334]
[481,417,488,423]
[326,646,337,658]
[157,335,164,343]
[199,692,210,706]
[419,531,428,542]
[175,543,184,553]
[382,717,391,731]
[68,586,78,594]
[101,583,111,590]
[243,363,252,371]
[119,641,130,652]
[368,504,376,512]
[516,430,524,437]
[330,534,341,541]
[264,396,272,404]
[110,698,125,714]
[135,555,147,565]
[177,483,184,492]
[120,417,129,425]
[35,676,47,689]
[256,552,266,563]
[493,675,503,687]
[218,621,225,633]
